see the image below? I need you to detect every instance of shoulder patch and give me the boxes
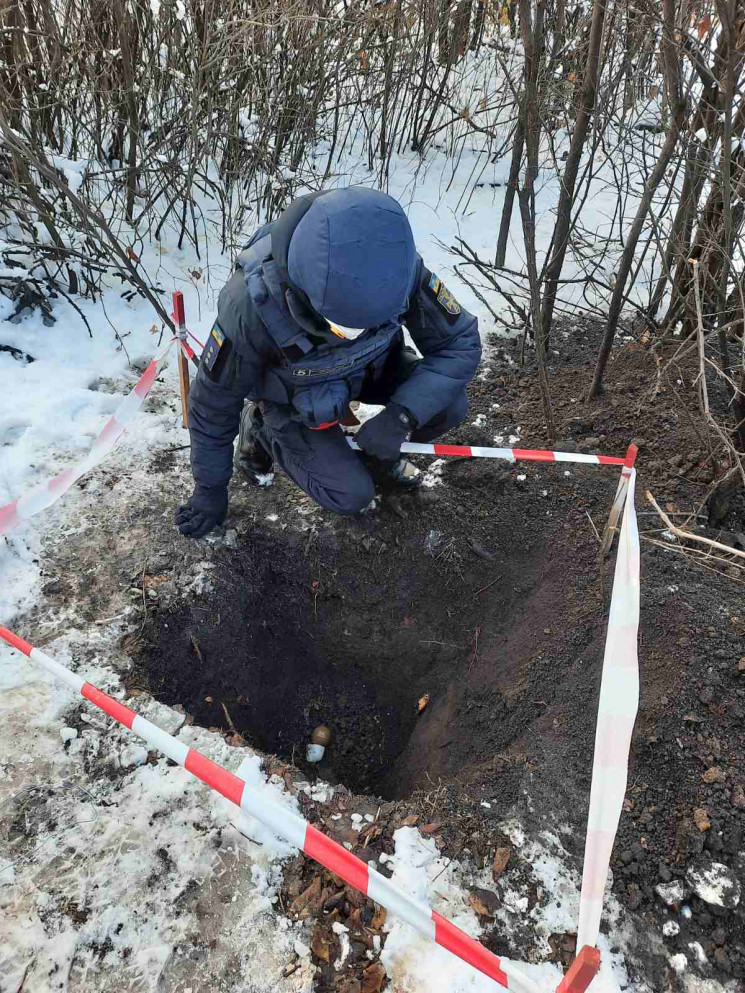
[428,272,461,318]
[203,322,226,374]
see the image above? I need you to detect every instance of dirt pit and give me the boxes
[132,495,562,800]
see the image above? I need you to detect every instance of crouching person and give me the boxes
[176,187,480,538]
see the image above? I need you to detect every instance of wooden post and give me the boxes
[600,443,638,557]
[556,945,601,993]
[172,290,190,429]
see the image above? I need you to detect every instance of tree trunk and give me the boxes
[518,0,555,441]
[538,0,607,345]
[495,118,525,267]
[589,0,685,397]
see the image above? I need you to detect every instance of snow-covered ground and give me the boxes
[0,145,734,992]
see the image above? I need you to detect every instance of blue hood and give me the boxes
[287,187,417,328]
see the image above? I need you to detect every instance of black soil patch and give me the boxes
[134,485,559,799]
[134,320,745,984]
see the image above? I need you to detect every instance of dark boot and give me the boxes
[235,402,274,485]
[376,457,422,487]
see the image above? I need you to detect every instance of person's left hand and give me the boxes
[176,484,228,538]
[355,403,414,461]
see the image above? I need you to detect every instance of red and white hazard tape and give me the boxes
[0,338,175,537]
[347,438,626,467]
[0,624,542,993]
[577,466,640,953]
[178,337,201,369]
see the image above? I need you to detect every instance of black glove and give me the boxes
[355,403,415,461]
[176,484,228,538]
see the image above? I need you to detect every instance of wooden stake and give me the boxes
[177,348,190,428]
[172,291,190,429]
[600,443,638,557]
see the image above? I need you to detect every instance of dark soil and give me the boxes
[133,320,745,988]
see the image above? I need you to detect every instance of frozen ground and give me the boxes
[0,146,735,992]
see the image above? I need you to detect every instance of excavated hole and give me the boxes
[134,505,568,801]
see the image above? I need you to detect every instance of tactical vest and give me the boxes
[236,232,402,429]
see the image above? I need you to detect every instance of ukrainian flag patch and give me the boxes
[428,272,461,317]
[203,322,226,374]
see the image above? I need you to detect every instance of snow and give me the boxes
[0,679,310,991]
[422,458,446,488]
[686,861,741,909]
[381,827,634,992]
[670,953,689,975]
[119,743,148,767]
[656,880,689,906]
[689,942,708,965]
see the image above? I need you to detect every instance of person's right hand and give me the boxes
[176,484,228,538]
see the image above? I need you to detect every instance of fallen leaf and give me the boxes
[421,822,442,835]
[400,814,419,827]
[417,694,430,714]
[127,245,139,262]
[371,905,387,930]
[693,807,711,832]
[311,925,333,963]
[122,633,141,656]
[468,888,499,918]
[345,886,366,909]
[361,962,386,993]
[291,876,323,918]
[492,846,511,881]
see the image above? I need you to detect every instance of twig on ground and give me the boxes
[642,536,745,584]
[190,636,204,663]
[221,702,237,733]
[472,577,500,597]
[468,626,481,672]
[585,510,601,544]
[15,959,33,993]
[646,490,745,560]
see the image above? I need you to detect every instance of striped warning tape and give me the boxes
[577,466,640,954]
[347,438,627,467]
[0,624,542,993]
[178,337,201,369]
[0,338,175,537]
